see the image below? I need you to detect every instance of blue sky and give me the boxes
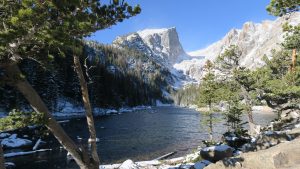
[89,0,276,52]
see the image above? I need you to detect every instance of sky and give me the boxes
[89,0,277,52]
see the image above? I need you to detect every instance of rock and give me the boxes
[255,131,291,150]
[5,162,16,169]
[194,160,211,169]
[200,145,234,162]
[1,134,32,149]
[281,109,300,121]
[249,122,261,137]
[178,163,194,169]
[119,159,138,169]
[205,138,300,169]
[223,132,251,149]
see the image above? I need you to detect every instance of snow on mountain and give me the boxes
[182,12,300,81]
[113,27,193,88]
[113,13,300,85]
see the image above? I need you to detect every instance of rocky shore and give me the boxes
[101,108,300,169]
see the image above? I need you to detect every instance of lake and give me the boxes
[7,106,276,169]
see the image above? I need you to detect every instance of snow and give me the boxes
[106,109,118,115]
[5,162,16,168]
[0,133,11,138]
[202,145,233,152]
[53,98,152,118]
[136,160,161,167]
[225,136,238,141]
[1,134,32,148]
[137,28,173,39]
[4,149,52,158]
[119,108,133,113]
[99,164,121,169]
[119,159,138,169]
[156,100,172,107]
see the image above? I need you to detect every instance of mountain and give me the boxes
[113,27,193,88]
[178,12,300,81]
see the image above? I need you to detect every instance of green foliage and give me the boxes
[282,24,300,49]
[223,100,248,136]
[197,61,223,141]
[172,84,199,106]
[254,50,300,110]
[0,0,141,64]
[215,45,241,72]
[266,0,300,16]
[0,110,45,132]
[252,21,300,111]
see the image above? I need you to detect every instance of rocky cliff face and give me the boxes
[113,27,189,67]
[113,13,300,83]
[182,12,300,81]
[113,27,193,88]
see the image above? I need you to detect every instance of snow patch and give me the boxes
[1,134,32,148]
[202,145,233,152]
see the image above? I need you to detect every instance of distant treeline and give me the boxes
[0,42,172,112]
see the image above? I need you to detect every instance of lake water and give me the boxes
[7,106,276,169]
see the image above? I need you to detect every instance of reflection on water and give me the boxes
[7,107,276,169]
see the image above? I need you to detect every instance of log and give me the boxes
[154,152,176,160]
[32,138,42,151]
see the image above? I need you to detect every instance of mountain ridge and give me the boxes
[177,12,300,81]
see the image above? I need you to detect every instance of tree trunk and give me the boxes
[208,104,213,142]
[241,86,254,123]
[3,62,90,169]
[292,48,297,71]
[209,113,213,141]
[0,145,5,169]
[73,55,100,168]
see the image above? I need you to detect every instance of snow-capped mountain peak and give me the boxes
[113,27,189,66]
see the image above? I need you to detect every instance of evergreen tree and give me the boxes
[197,60,221,142]
[215,45,256,125]
[267,0,300,71]
[0,1,140,169]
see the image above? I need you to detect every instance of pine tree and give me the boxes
[0,1,140,169]
[197,60,221,142]
[267,0,300,71]
[215,45,256,127]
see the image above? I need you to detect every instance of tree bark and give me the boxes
[3,62,90,169]
[73,55,100,168]
[241,86,254,123]
[0,145,5,169]
[208,104,213,142]
[292,48,297,71]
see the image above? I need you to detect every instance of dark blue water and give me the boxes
[6,107,275,169]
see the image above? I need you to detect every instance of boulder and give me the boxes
[255,131,291,150]
[223,132,251,149]
[119,159,138,169]
[194,160,211,169]
[200,145,234,162]
[281,109,300,121]
[1,134,32,149]
[205,138,300,169]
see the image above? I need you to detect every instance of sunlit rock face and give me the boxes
[113,27,190,67]
[185,12,300,81]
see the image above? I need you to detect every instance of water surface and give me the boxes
[7,106,275,169]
